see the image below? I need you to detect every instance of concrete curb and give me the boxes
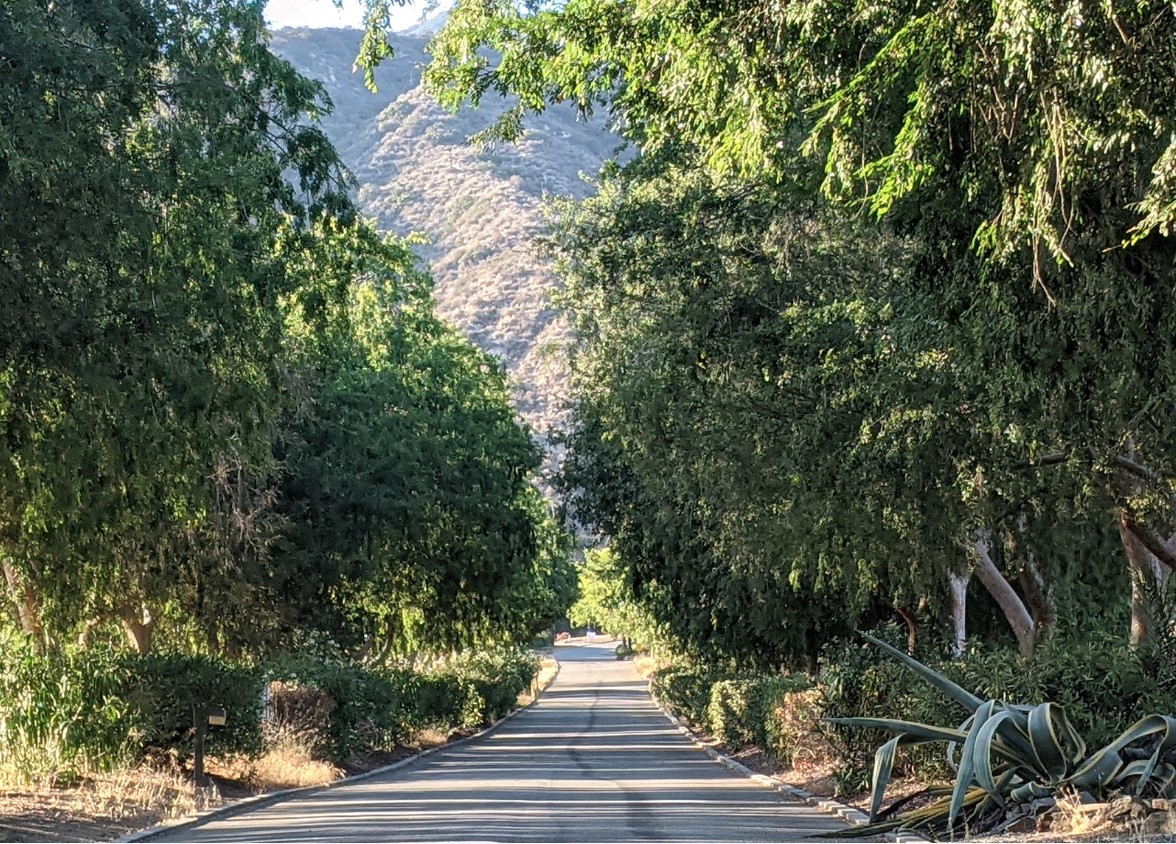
[647,681,925,844]
[114,658,562,843]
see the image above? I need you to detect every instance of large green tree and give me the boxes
[406,0,1176,657]
[0,0,350,651]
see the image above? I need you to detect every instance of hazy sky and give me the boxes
[264,0,442,30]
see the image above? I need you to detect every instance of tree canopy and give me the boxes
[412,0,1176,666]
[1,0,574,658]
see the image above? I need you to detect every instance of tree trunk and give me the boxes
[896,606,918,654]
[3,559,43,648]
[123,605,156,654]
[1117,515,1173,647]
[972,530,1037,658]
[77,618,101,647]
[948,570,971,657]
[1018,555,1056,643]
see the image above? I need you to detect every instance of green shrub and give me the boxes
[0,643,137,781]
[707,675,811,750]
[651,667,720,726]
[263,654,412,762]
[121,652,264,761]
[0,643,539,777]
[426,649,539,729]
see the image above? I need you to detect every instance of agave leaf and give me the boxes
[1066,746,1124,790]
[949,699,996,824]
[1008,780,1052,802]
[1128,716,1176,794]
[947,712,976,772]
[859,631,985,714]
[1151,761,1176,794]
[973,709,1018,804]
[826,717,967,744]
[1027,702,1078,782]
[1105,714,1176,755]
[869,735,901,821]
[993,705,1037,761]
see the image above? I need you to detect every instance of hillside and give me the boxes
[270,28,620,438]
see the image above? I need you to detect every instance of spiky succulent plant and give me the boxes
[825,632,1176,837]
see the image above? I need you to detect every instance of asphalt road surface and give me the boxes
[160,641,854,842]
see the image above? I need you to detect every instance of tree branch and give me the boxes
[1120,513,1176,572]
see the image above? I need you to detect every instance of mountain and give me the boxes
[269,28,621,440]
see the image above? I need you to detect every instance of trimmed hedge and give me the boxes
[263,654,414,762]
[706,675,810,750]
[124,653,265,760]
[0,642,541,780]
[651,665,813,763]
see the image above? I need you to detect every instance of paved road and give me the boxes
[161,642,853,842]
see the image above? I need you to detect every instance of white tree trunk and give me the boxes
[1117,517,1173,647]
[948,570,970,656]
[972,530,1037,658]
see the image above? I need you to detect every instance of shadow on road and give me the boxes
[162,642,858,842]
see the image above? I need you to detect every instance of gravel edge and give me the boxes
[646,679,926,844]
[112,658,562,843]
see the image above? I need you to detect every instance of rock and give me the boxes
[1140,809,1176,836]
[1003,816,1037,834]
[1107,795,1148,820]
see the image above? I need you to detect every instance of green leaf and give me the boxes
[1066,747,1124,790]
[859,631,985,714]
[1027,703,1076,781]
[949,699,996,824]
[870,735,901,821]
[825,717,967,744]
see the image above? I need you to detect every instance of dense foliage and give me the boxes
[829,634,1176,837]
[412,0,1176,668]
[0,637,539,780]
[0,0,575,660]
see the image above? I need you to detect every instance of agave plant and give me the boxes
[824,632,1176,837]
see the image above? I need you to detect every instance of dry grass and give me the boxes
[633,654,668,678]
[0,765,210,843]
[410,727,452,750]
[248,744,342,791]
[206,723,343,793]
[516,657,560,708]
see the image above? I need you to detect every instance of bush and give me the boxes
[650,667,720,726]
[0,643,540,779]
[410,673,484,731]
[0,643,137,781]
[263,655,411,762]
[429,649,540,729]
[0,645,266,780]
[121,652,265,761]
[764,686,830,769]
[706,675,810,750]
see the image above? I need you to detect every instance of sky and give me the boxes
[264,0,442,30]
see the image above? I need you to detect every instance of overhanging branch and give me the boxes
[1120,513,1176,572]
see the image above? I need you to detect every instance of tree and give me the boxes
[276,220,574,658]
[413,0,1176,655]
[0,0,350,651]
